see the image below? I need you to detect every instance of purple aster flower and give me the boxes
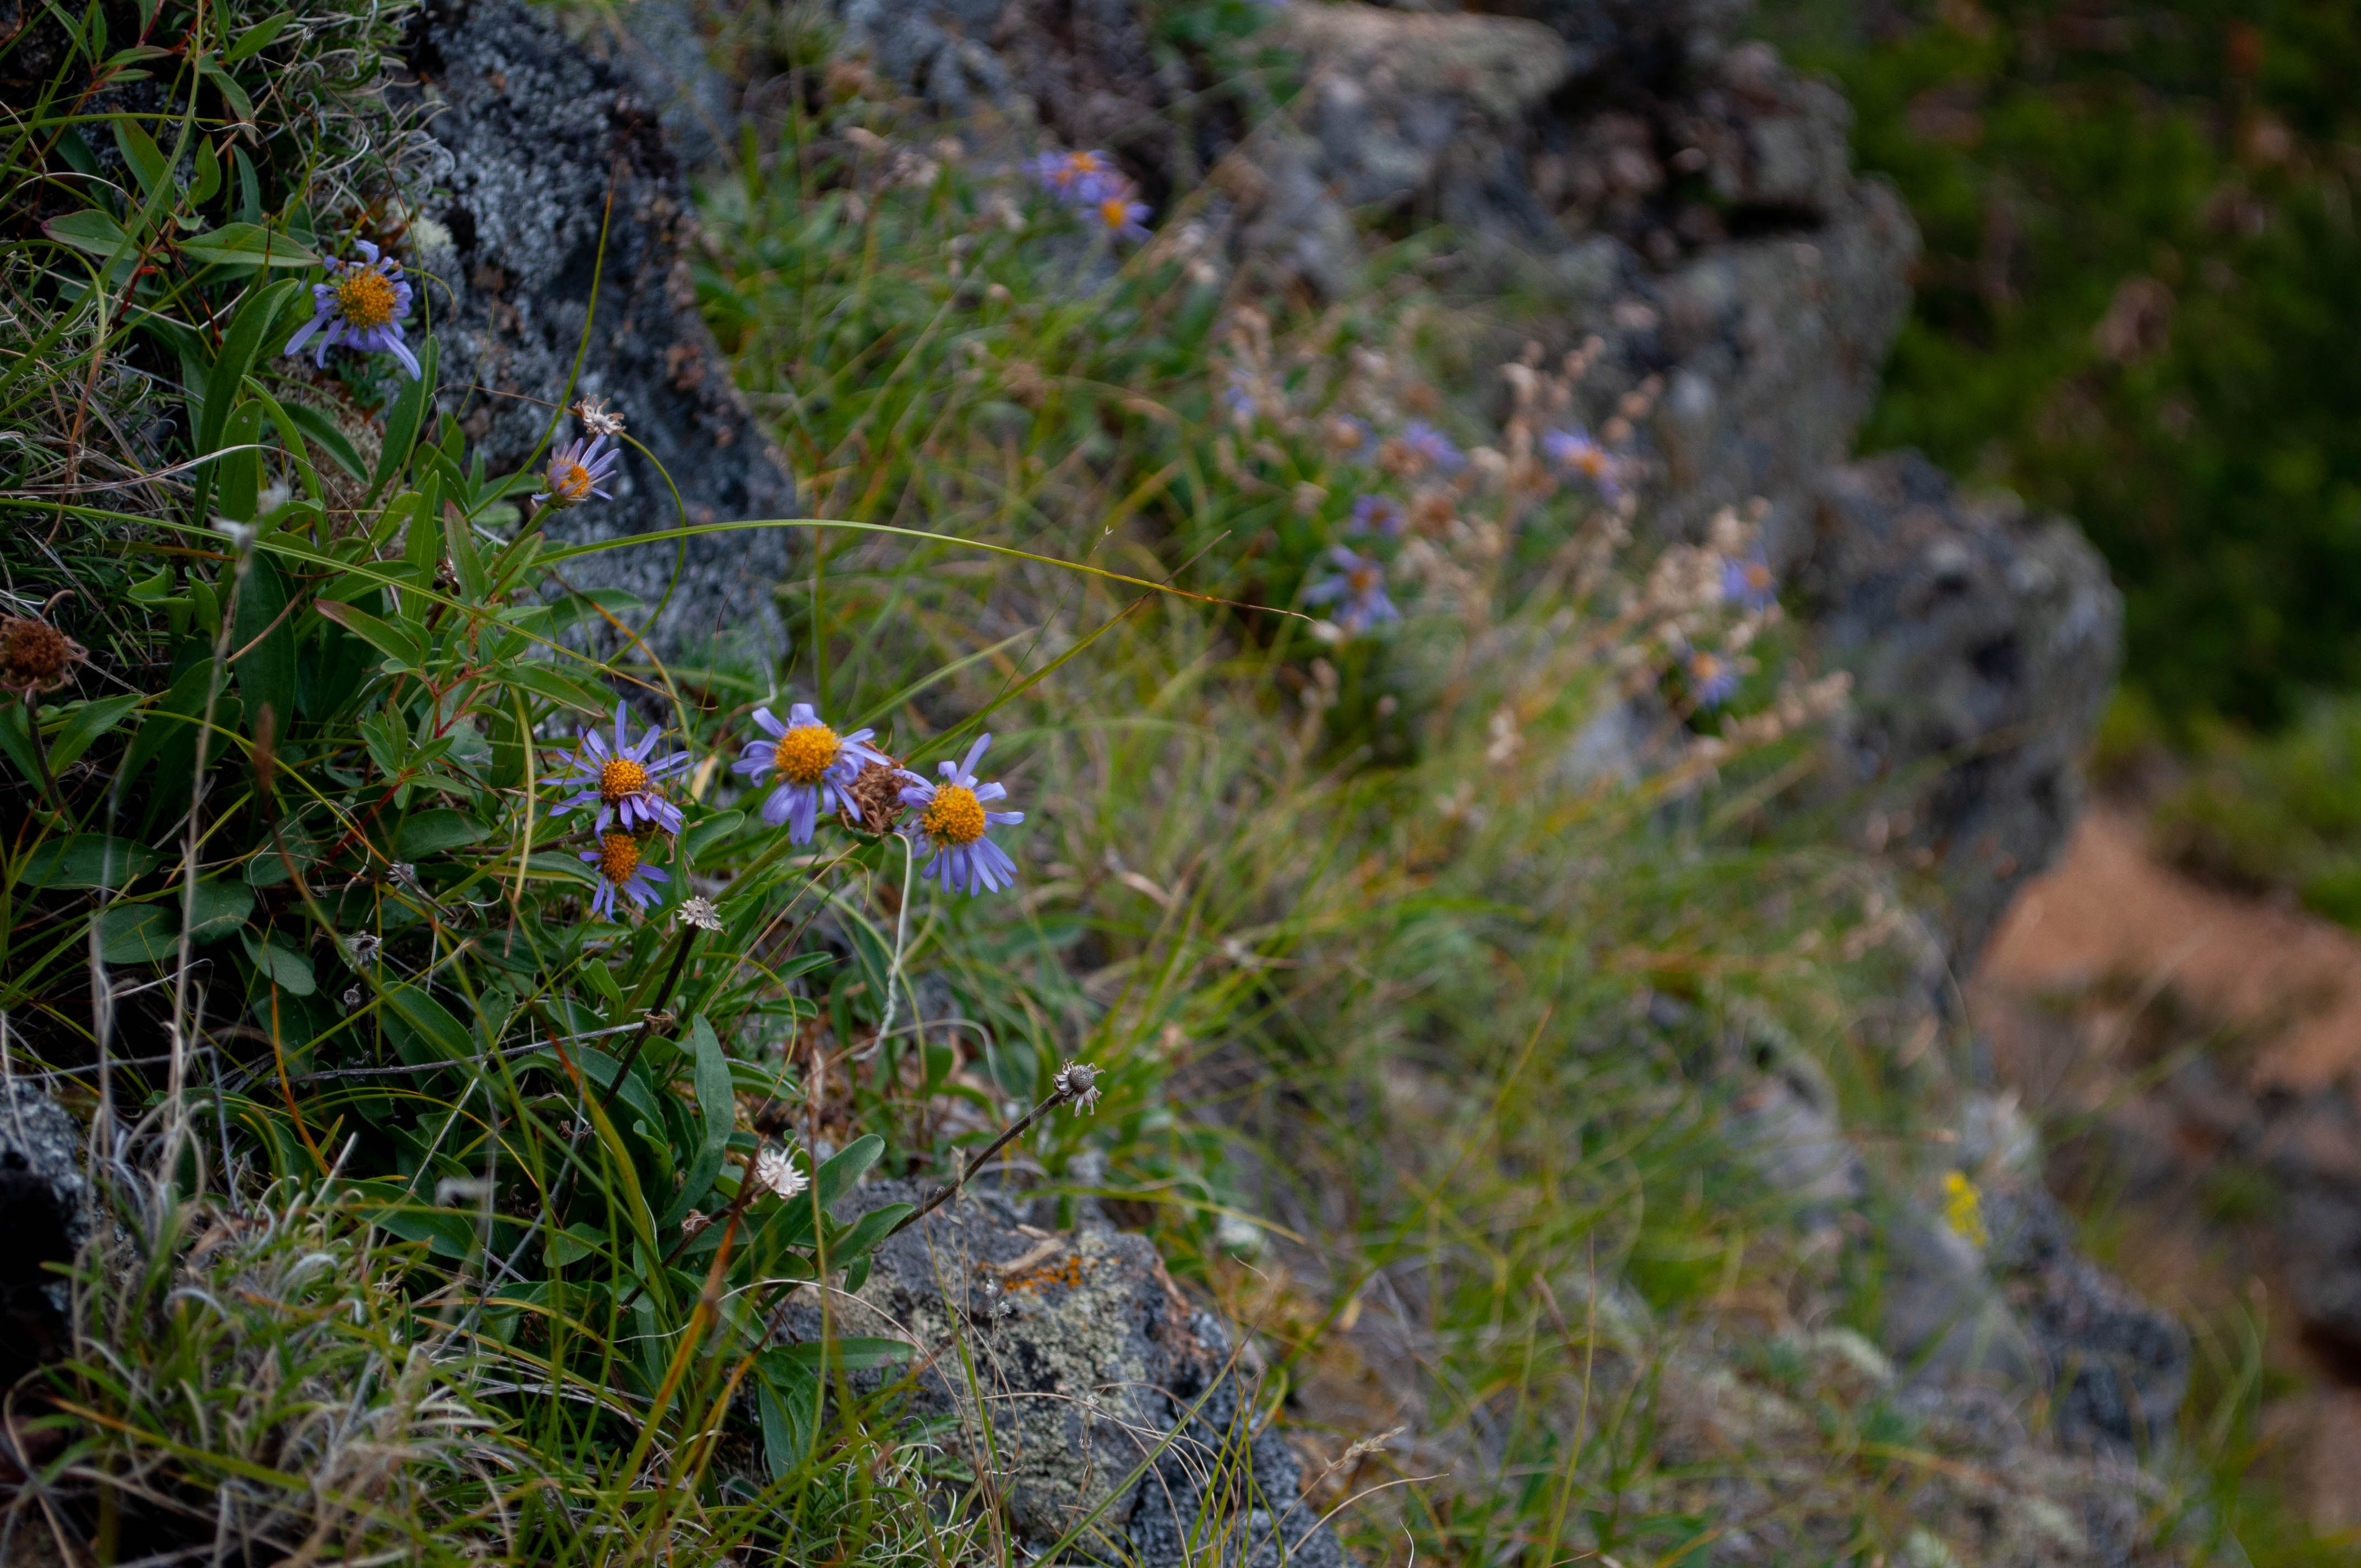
[1686,647,1740,709]
[581,831,667,920]
[1721,547,1778,612]
[1543,425,1624,498]
[1222,371,1260,421]
[1400,421,1466,475]
[1090,186,1153,244]
[283,239,419,379]
[1027,149,1120,206]
[546,700,692,835]
[532,435,622,512]
[731,701,896,845]
[1347,494,1405,537]
[1304,546,1400,634]
[898,733,1024,896]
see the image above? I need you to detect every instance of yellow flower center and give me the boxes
[921,783,988,847]
[1575,448,1608,477]
[771,723,840,786]
[335,269,397,330]
[1744,563,1774,592]
[598,832,641,883]
[1348,566,1379,595]
[547,458,594,506]
[1097,197,1131,230]
[1692,654,1722,681]
[598,756,650,801]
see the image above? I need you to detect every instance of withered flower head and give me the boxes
[839,759,916,835]
[0,616,87,696]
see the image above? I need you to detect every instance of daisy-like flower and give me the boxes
[1055,1060,1102,1116]
[1721,547,1778,612]
[899,734,1025,896]
[1305,546,1400,634]
[1091,187,1153,245]
[547,700,692,835]
[1685,647,1741,709]
[581,830,668,920]
[1543,425,1625,498]
[533,435,622,512]
[752,1146,809,1201]
[284,240,420,378]
[1400,420,1467,475]
[1347,494,1405,536]
[573,397,627,438]
[732,703,896,845]
[1027,148,1119,204]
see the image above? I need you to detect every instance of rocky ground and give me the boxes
[1978,804,2361,1534]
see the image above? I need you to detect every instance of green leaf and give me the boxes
[222,10,292,61]
[191,278,301,524]
[41,693,146,774]
[828,1204,914,1268]
[20,835,160,889]
[99,903,176,965]
[0,703,46,788]
[684,810,747,860]
[217,399,265,522]
[241,930,315,994]
[41,208,131,259]
[395,809,485,860]
[185,879,254,943]
[276,400,366,478]
[370,334,439,494]
[442,498,488,600]
[662,1019,737,1228]
[314,600,425,674]
[195,55,255,122]
[813,1133,883,1211]
[383,984,472,1061]
[111,119,168,200]
[178,222,318,270]
[191,139,221,204]
[755,1362,820,1480]
[230,549,296,742]
[772,1335,913,1371]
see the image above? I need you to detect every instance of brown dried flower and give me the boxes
[0,616,86,696]
[839,759,912,835]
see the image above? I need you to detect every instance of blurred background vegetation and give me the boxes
[1760,0,2361,731]
[1756,0,2361,933]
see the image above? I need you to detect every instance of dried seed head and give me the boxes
[840,759,911,835]
[0,616,86,695]
[675,895,724,933]
[1054,1060,1102,1115]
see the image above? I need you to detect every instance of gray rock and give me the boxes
[1799,453,2123,963]
[398,0,796,657]
[788,1182,1347,1567]
[1880,1202,2044,1395]
[1982,1182,2190,1456]
[0,1082,88,1390]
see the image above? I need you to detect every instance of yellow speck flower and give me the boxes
[1940,1170,1988,1250]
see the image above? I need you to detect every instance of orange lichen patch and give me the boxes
[1002,1251,1087,1294]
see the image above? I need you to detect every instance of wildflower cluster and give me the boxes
[1026,147,1153,244]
